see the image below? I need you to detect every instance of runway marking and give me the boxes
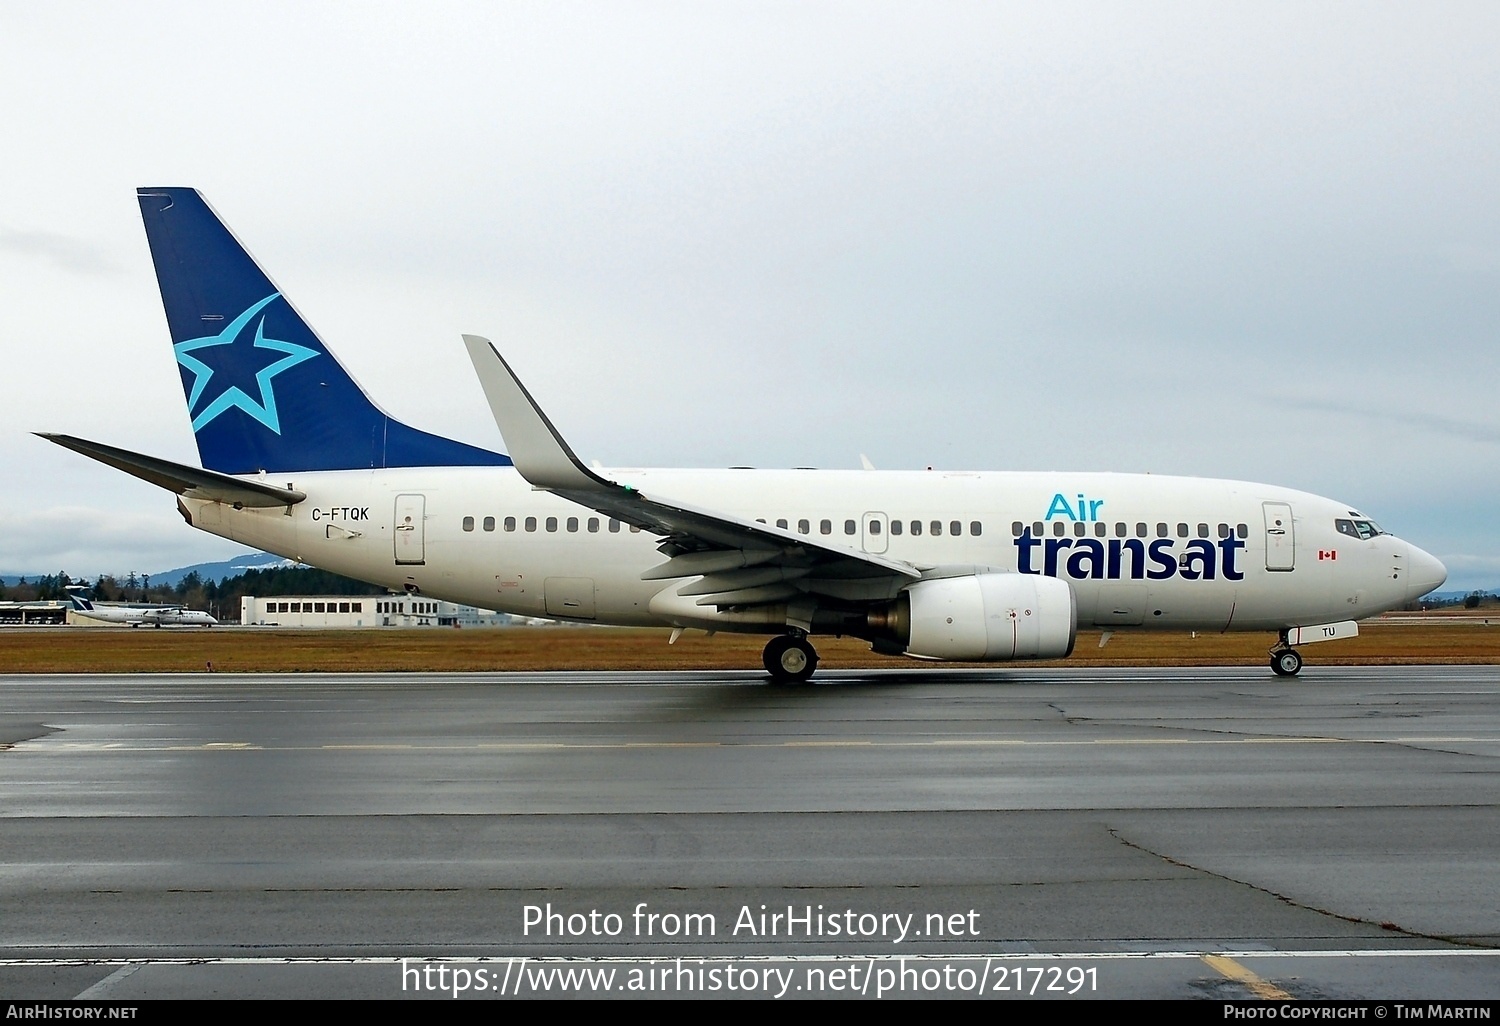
[324,744,413,750]
[16,735,1499,754]
[784,741,875,748]
[4,948,1497,968]
[1202,953,1294,1000]
[73,961,142,998]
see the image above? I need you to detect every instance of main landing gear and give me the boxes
[763,634,819,684]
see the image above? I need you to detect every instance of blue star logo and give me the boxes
[174,293,319,434]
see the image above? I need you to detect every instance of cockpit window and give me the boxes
[1335,518,1385,540]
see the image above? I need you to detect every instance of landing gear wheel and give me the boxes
[1270,649,1303,677]
[763,635,819,684]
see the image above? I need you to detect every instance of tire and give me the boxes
[1270,649,1303,677]
[763,635,819,683]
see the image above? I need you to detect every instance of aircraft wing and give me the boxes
[463,336,920,608]
[37,434,307,508]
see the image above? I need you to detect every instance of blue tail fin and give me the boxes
[137,188,511,475]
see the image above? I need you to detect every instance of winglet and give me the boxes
[462,335,613,492]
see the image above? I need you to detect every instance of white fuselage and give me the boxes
[73,604,217,627]
[185,466,1435,635]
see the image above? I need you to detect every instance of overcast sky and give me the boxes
[2,2,1496,590]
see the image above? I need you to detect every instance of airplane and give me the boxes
[40,188,1447,681]
[64,587,218,628]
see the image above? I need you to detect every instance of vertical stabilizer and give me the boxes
[137,188,510,474]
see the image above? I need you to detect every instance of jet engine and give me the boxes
[866,572,1077,661]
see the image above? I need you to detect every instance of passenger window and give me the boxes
[546,517,558,532]
[567,517,578,532]
[931,520,943,536]
[911,520,922,536]
[1237,523,1248,538]
[820,519,832,535]
[798,519,810,534]
[1217,523,1229,538]
[525,516,537,532]
[1094,522,1107,537]
[844,520,857,535]
[1073,522,1086,537]
[1033,521,1044,537]
[870,520,883,535]
[970,521,982,537]
[630,525,641,533]
[1156,523,1168,538]
[950,520,962,536]
[891,520,903,536]
[1197,523,1209,538]
[1012,521,1024,537]
[483,516,495,532]
[756,518,766,524]
[776,519,788,529]
[609,519,620,533]
[1053,522,1066,537]
[462,516,474,532]
[504,517,516,532]
[1176,523,1189,538]
[1136,522,1147,538]
[588,517,600,533]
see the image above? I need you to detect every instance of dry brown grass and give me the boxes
[1,622,1497,673]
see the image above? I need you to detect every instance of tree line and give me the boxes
[1,567,384,621]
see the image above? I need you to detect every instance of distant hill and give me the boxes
[146,552,301,588]
[0,551,296,588]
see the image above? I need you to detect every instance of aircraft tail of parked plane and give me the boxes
[39,189,1448,680]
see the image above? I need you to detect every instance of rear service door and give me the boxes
[394,494,426,565]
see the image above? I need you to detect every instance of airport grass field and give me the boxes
[2,617,1497,673]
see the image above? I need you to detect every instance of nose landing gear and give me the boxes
[1269,639,1303,677]
[763,634,819,684]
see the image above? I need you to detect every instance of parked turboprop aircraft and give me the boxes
[65,588,217,628]
[40,188,1446,680]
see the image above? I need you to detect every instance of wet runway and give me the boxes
[2,666,1497,1000]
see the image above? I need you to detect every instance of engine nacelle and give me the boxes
[902,573,1076,661]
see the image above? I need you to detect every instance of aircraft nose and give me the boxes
[1406,544,1448,601]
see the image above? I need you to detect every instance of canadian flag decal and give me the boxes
[1317,550,1338,561]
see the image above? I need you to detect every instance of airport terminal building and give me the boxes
[239,595,510,628]
[0,601,69,626]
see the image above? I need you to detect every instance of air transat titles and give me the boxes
[1019,493,1246,581]
[1015,531,1246,581]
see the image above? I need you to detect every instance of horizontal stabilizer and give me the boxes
[37,433,305,508]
